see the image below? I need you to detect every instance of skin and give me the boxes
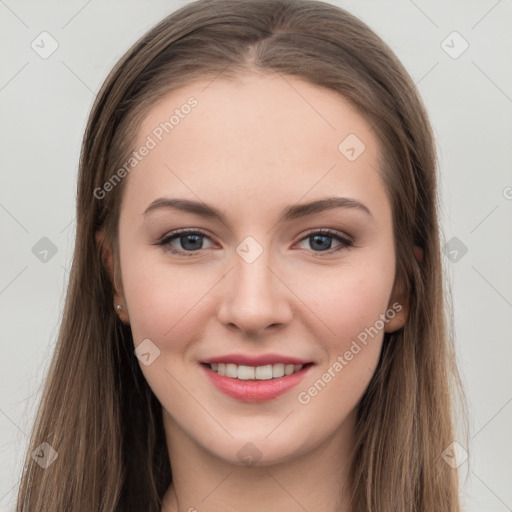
[98,72,414,512]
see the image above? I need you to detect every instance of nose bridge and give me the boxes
[217,239,291,334]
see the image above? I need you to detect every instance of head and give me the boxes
[17,1,465,511]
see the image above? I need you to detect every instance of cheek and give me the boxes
[293,258,394,401]
[293,256,395,346]
[294,275,391,430]
[120,246,211,348]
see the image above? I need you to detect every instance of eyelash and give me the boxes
[155,228,354,257]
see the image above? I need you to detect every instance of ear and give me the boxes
[384,245,423,333]
[413,245,423,264]
[384,277,408,333]
[96,230,116,286]
[96,230,130,324]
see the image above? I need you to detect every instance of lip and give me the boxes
[200,361,314,403]
[200,353,311,366]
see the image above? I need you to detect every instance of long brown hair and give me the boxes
[16,0,467,510]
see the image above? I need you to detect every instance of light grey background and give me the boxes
[1,1,511,511]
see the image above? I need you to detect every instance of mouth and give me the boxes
[200,360,314,402]
[205,362,309,380]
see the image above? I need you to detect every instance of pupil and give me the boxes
[182,234,202,251]
[311,235,330,251]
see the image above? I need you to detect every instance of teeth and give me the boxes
[226,363,238,378]
[210,362,304,380]
[272,363,285,378]
[238,365,255,380]
[255,365,272,380]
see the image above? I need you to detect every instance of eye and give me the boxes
[155,228,353,257]
[295,229,353,255]
[156,229,214,256]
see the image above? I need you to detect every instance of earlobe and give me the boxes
[385,245,422,333]
[384,277,408,333]
[413,245,423,264]
[96,230,130,324]
[384,299,407,333]
[113,301,130,324]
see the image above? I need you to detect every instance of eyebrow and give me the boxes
[143,196,372,223]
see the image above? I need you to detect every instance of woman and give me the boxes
[16,0,467,510]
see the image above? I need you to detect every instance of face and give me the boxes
[104,73,407,466]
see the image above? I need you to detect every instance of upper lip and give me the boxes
[201,353,312,366]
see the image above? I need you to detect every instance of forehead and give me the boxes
[136,72,378,159]
[121,73,389,221]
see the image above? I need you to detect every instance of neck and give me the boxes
[161,409,356,512]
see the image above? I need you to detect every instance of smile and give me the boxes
[200,360,314,402]
[208,362,304,380]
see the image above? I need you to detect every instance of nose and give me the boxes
[217,248,293,338]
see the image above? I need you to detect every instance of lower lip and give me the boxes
[201,363,313,403]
